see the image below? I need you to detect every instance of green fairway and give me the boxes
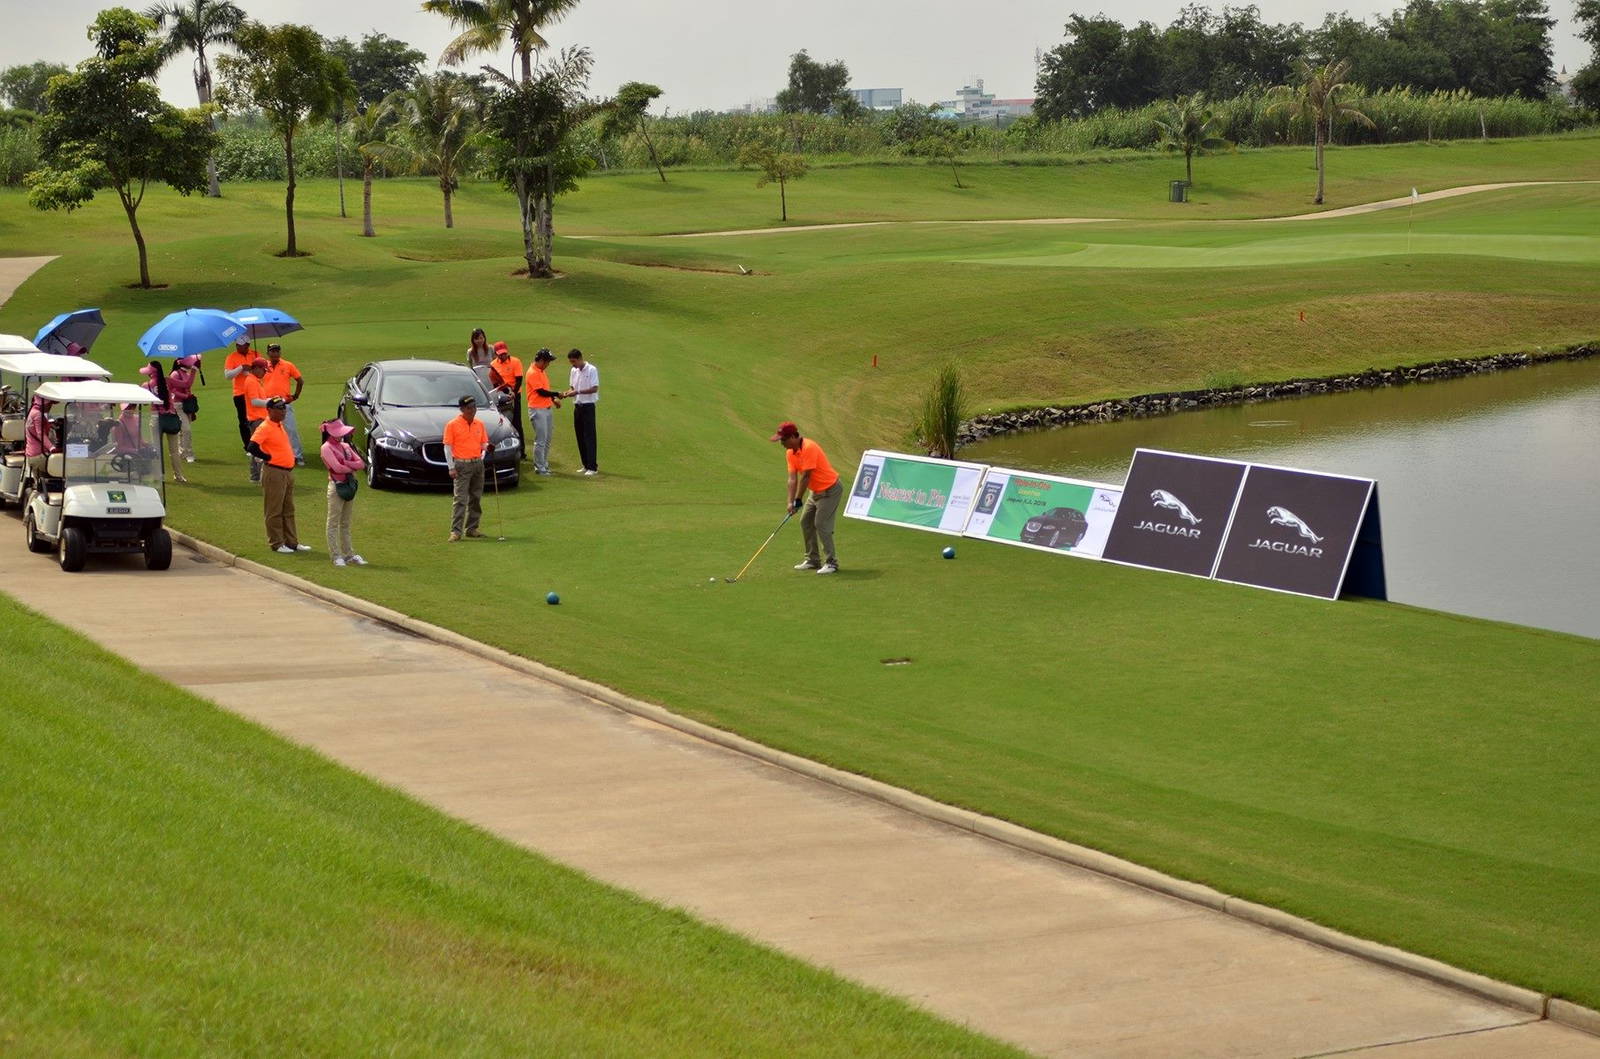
[0,594,1018,1056]
[2,136,1598,1014]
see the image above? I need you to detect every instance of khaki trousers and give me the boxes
[325,480,355,558]
[451,459,484,535]
[802,482,843,566]
[261,464,297,548]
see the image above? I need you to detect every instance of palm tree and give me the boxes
[389,74,479,229]
[1154,93,1230,185]
[146,0,244,198]
[1269,58,1375,205]
[344,101,398,237]
[421,0,579,84]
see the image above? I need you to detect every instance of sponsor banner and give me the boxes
[845,450,988,535]
[1100,449,1248,578]
[1213,464,1377,599]
[963,468,1122,558]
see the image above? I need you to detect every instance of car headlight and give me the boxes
[373,434,414,450]
[494,435,519,452]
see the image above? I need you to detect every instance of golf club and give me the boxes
[726,509,795,583]
[489,456,508,541]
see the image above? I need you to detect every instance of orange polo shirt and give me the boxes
[442,414,488,460]
[250,418,295,469]
[262,357,301,400]
[241,375,268,421]
[786,438,839,494]
[527,365,554,409]
[488,356,522,393]
[226,348,257,395]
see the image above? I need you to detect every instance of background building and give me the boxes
[848,87,904,110]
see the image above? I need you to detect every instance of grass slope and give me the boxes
[0,594,1019,1057]
[1,137,1598,1010]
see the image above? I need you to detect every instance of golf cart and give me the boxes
[21,381,172,572]
[0,349,113,508]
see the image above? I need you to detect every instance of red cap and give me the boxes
[769,421,799,441]
[493,341,510,354]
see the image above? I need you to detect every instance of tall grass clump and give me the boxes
[915,361,967,458]
[0,124,40,186]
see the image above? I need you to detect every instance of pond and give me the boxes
[966,357,1600,640]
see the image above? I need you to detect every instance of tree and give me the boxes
[911,126,968,188]
[390,73,479,228]
[219,23,353,256]
[343,100,397,237]
[602,81,666,181]
[0,62,70,113]
[423,0,580,84]
[775,50,850,114]
[1154,93,1230,183]
[1269,58,1375,204]
[1568,0,1600,107]
[737,140,806,221]
[483,47,597,278]
[27,9,215,288]
[146,0,243,198]
[1035,16,1166,120]
[326,32,427,107]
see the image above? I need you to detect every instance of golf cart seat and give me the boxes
[0,415,22,443]
[45,452,64,478]
[1,452,21,468]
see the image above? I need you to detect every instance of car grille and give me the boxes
[420,442,447,466]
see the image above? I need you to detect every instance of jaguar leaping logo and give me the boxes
[1150,489,1201,525]
[1267,506,1323,543]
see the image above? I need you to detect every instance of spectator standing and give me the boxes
[262,342,305,464]
[246,398,309,554]
[526,348,562,475]
[320,419,367,567]
[139,361,185,483]
[467,328,493,373]
[487,341,525,460]
[223,336,257,447]
[563,348,599,476]
[773,421,842,575]
[166,355,200,465]
[240,358,271,482]
[443,394,489,541]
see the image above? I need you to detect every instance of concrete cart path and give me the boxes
[0,256,56,310]
[3,547,1596,1058]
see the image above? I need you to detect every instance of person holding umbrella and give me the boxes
[33,308,106,357]
[166,355,201,464]
[240,357,271,482]
[139,361,185,483]
[224,336,258,446]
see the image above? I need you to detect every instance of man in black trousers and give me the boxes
[563,348,600,476]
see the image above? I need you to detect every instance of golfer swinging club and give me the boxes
[773,421,841,575]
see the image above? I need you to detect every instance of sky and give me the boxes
[1,0,1591,113]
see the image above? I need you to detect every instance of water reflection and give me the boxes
[967,358,1600,639]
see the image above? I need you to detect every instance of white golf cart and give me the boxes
[0,349,113,508]
[22,380,172,572]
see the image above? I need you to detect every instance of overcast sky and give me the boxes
[2,0,1591,112]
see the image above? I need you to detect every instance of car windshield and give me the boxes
[380,370,487,408]
[58,403,164,488]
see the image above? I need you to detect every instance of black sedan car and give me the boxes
[340,360,520,489]
[1019,506,1089,550]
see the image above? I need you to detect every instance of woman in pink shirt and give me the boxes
[139,361,184,482]
[320,419,367,567]
[166,355,200,465]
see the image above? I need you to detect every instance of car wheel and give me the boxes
[23,502,50,554]
[145,527,173,571]
[59,525,86,572]
[366,440,385,489]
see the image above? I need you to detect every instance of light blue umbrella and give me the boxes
[231,307,303,339]
[137,308,247,360]
[34,308,105,355]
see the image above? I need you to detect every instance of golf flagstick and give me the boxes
[726,510,795,583]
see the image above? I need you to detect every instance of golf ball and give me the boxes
[546,592,560,605]
[942,546,956,559]
[709,577,716,582]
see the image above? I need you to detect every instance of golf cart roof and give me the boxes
[34,381,155,405]
[0,352,113,379]
[0,333,44,355]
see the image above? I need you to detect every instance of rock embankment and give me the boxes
[958,344,1598,446]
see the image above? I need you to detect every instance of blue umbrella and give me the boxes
[137,308,247,360]
[34,308,105,356]
[232,307,303,339]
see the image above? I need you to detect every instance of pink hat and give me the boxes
[138,364,155,377]
[176,354,201,368]
[323,419,355,438]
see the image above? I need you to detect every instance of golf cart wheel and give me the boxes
[23,505,50,554]
[145,527,173,571]
[365,440,385,489]
[58,526,86,572]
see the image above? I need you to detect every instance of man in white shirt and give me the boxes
[563,348,600,476]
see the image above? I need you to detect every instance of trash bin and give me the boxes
[1169,180,1190,203]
